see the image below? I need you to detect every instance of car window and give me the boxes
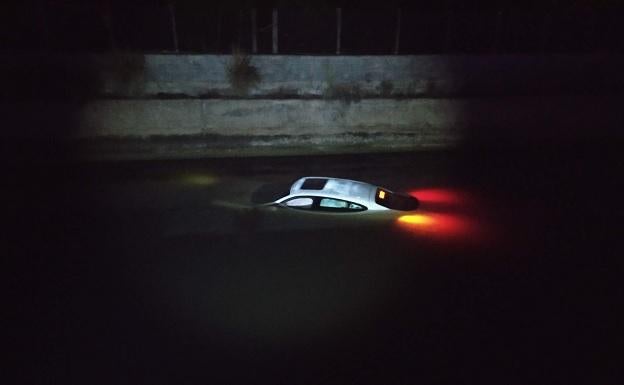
[284,197,314,209]
[348,203,364,210]
[319,198,348,208]
[319,198,365,212]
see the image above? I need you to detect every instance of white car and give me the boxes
[272,177,419,213]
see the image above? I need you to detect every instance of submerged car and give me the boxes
[272,177,419,213]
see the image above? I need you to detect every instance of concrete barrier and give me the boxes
[3,94,622,159]
[1,53,623,159]
[73,96,622,140]
[2,54,622,98]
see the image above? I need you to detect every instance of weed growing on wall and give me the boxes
[106,54,145,97]
[378,80,394,97]
[324,83,363,104]
[226,50,261,96]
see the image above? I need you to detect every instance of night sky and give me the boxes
[2,1,623,54]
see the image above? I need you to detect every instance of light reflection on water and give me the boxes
[396,187,492,244]
[408,188,465,205]
[178,173,218,186]
[158,184,495,345]
[396,211,480,240]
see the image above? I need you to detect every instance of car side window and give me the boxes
[319,198,348,209]
[319,198,366,212]
[283,197,314,209]
[348,203,365,210]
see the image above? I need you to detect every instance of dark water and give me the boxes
[7,147,622,384]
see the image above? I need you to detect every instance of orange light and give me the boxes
[378,190,386,199]
[396,212,488,244]
[398,214,434,225]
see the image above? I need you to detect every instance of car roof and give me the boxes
[293,177,377,201]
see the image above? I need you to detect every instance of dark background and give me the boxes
[3,2,624,385]
[2,1,623,54]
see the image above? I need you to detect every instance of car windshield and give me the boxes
[375,188,418,211]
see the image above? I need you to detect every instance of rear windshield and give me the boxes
[375,188,419,211]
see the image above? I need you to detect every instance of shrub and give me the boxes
[226,50,261,96]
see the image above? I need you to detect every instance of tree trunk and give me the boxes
[168,2,179,52]
[216,8,222,53]
[101,1,116,51]
[336,8,342,55]
[272,8,278,54]
[237,10,242,50]
[251,8,258,53]
[394,8,401,54]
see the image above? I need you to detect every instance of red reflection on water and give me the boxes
[397,212,476,240]
[397,187,489,243]
[409,188,464,205]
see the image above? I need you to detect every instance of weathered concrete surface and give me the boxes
[71,133,449,160]
[2,54,623,98]
[74,96,623,139]
[2,53,623,160]
[2,95,619,160]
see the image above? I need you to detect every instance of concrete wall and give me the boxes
[2,53,623,159]
[0,95,624,138]
[73,96,622,139]
[3,54,623,98]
